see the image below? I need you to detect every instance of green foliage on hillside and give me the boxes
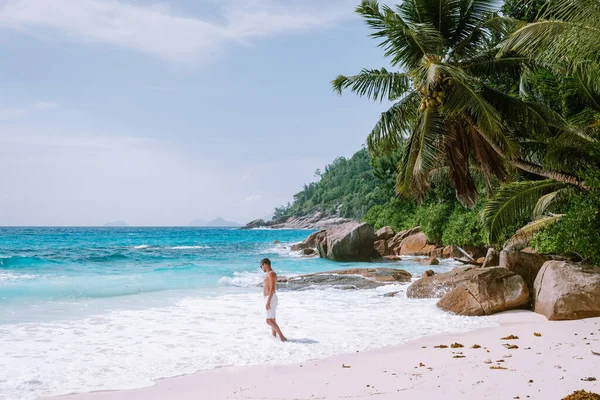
[273,149,394,221]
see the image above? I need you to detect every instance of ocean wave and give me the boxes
[218,271,263,287]
[0,272,38,283]
[85,253,128,263]
[169,246,210,250]
[0,256,48,268]
[133,245,150,249]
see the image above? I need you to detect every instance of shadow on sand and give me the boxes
[285,338,319,344]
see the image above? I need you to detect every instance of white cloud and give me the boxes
[0,101,58,120]
[0,0,356,63]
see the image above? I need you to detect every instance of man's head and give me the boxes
[260,258,271,272]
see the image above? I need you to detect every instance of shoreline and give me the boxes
[54,311,600,400]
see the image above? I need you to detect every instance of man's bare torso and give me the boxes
[263,270,277,296]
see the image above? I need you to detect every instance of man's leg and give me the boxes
[271,318,277,337]
[266,319,287,342]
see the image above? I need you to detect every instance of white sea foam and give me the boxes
[133,245,150,249]
[0,272,37,283]
[218,271,264,287]
[0,286,498,400]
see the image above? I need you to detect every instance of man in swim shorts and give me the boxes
[260,258,287,341]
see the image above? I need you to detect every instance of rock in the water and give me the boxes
[424,269,435,277]
[500,250,553,297]
[241,219,266,229]
[408,266,485,298]
[383,291,400,297]
[375,226,395,241]
[534,261,600,320]
[482,248,500,268]
[291,230,326,252]
[281,274,386,290]
[374,240,388,257]
[437,268,530,316]
[278,267,412,291]
[273,240,281,244]
[302,248,316,256]
[317,223,375,262]
[329,267,412,283]
[420,257,439,266]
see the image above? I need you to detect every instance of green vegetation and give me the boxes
[278,0,600,261]
[273,149,393,221]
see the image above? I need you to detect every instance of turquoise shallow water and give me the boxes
[0,227,330,320]
[0,227,499,400]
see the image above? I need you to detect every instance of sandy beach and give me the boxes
[56,311,600,400]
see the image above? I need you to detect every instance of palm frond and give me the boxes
[367,91,421,155]
[396,107,445,199]
[437,64,514,155]
[504,214,563,250]
[500,19,600,69]
[445,121,479,207]
[531,187,574,218]
[357,1,443,68]
[332,68,412,102]
[482,179,570,243]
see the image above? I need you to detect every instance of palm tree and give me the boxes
[332,0,586,208]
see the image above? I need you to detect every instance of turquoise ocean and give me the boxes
[0,227,497,399]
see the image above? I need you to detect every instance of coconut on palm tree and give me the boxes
[332,0,586,209]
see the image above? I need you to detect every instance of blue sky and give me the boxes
[0,0,390,226]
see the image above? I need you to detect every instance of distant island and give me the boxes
[103,220,129,227]
[188,217,241,227]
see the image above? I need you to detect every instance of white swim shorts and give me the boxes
[265,293,278,319]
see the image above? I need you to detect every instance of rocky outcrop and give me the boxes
[241,219,266,229]
[278,267,412,290]
[534,261,600,320]
[399,231,433,255]
[407,266,478,298]
[290,230,326,252]
[500,250,553,297]
[374,240,388,257]
[317,222,376,262]
[270,210,355,229]
[482,248,500,268]
[437,268,530,316]
[375,226,395,241]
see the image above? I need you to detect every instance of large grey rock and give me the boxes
[317,222,376,262]
[290,230,326,252]
[279,267,412,291]
[241,219,266,229]
[534,261,600,320]
[375,226,395,241]
[280,275,385,290]
[437,268,530,316]
[267,210,355,229]
[407,266,478,298]
[500,250,553,298]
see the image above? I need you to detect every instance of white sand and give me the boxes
[56,311,600,400]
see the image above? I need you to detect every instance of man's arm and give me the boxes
[266,271,276,309]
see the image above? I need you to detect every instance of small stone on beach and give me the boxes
[501,334,519,340]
